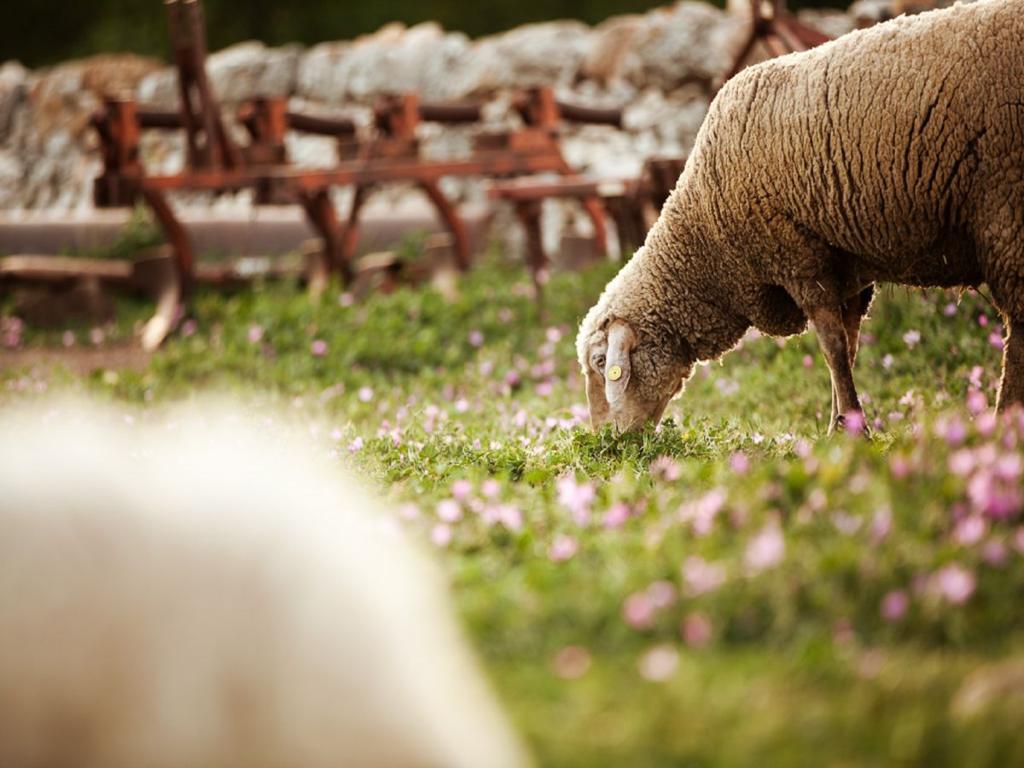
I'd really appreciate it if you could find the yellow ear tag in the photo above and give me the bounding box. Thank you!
[607,364,622,381]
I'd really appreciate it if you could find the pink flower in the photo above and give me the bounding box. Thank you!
[953,515,988,546]
[844,410,866,434]
[646,580,677,610]
[623,592,656,630]
[881,590,909,622]
[949,449,974,476]
[556,475,596,526]
[347,436,364,453]
[870,506,892,544]
[989,331,1005,350]
[983,539,1008,567]
[681,612,713,649]
[451,479,473,501]
[882,354,894,370]
[637,645,679,682]
[932,564,976,605]
[548,535,578,562]
[943,302,958,316]
[681,555,727,596]
[481,479,501,498]
[61,330,75,348]
[468,330,484,347]
[89,327,106,345]
[729,451,750,474]
[936,416,968,446]
[602,502,631,529]
[358,386,374,403]
[545,326,563,343]
[802,354,814,369]
[903,329,921,348]
[650,456,682,482]
[552,646,591,679]
[247,324,264,343]
[311,339,328,356]
[496,504,523,532]
[744,521,785,573]
[430,523,452,547]
[436,499,462,523]
[678,488,727,537]
[338,292,355,307]
[967,388,988,416]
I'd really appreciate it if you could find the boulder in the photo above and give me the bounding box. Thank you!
[0,61,28,144]
[451,21,593,97]
[630,1,747,90]
[138,42,301,107]
[296,23,472,103]
[579,15,647,85]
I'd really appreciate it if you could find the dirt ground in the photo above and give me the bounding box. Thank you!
[0,345,150,376]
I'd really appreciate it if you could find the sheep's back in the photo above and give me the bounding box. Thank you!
[693,0,1023,287]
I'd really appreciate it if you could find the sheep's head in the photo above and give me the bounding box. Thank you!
[577,316,693,433]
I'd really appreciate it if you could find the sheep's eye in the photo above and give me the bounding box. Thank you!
[594,354,606,371]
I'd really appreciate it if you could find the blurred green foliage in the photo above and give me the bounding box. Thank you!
[9,0,843,68]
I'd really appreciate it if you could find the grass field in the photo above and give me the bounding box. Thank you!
[4,250,1024,767]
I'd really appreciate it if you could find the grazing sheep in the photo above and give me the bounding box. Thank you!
[577,0,1024,433]
[0,399,529,768]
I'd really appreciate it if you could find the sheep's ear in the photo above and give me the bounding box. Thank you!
[585,369,610,429]
[605,320,636,404]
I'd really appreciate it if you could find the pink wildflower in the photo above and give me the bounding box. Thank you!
[556,475,596,526]
[967,388,988,416]
[623,592,656,630]
[729,451,750,474]
[552,646,591,679]
[602,502,631,529]
[436,499,462,523]
[953,515,988,546]
[903,329,921,348]
[358,386,374,403]
[481,478,501,498]
[681,612,713,649]
[983,539,1008,567]
[247,324,264,343]
[744,521,785,573]
[548,534,579,562]
[430,523,452,547]
[650,456,682,482]
[646,580,677,610]
[468,330,484,347]
[682,555,727,596]
[451,479,473,501]
[932,564,976,604]
[843,410,866,435]
[881,589,909,622]
[310,339,328,356]
[678,488,728,537]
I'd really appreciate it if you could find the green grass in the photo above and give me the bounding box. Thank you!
[4,251,1024,767]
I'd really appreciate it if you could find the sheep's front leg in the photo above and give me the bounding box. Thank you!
[830,286,874,426]
[997,317,1024,411]
[810,304,864,435]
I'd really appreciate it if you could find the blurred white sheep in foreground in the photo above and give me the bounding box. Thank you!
[0,399,529,768]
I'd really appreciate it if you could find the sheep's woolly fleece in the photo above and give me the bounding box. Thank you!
[0,399,530,768]
[579,0,1024,424]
